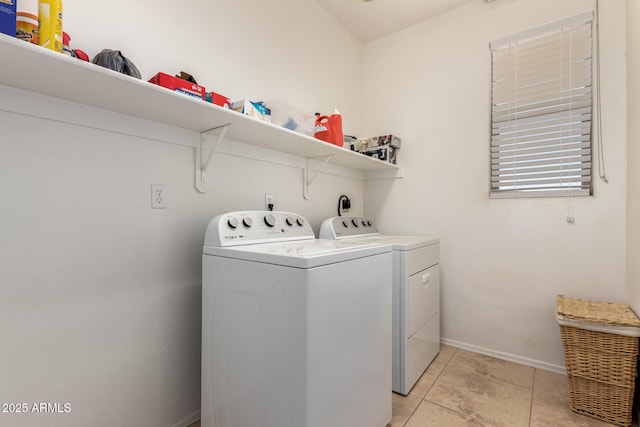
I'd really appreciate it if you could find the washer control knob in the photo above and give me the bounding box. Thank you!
[342,220,349,228]
[242,217,253,227]
[296,217,305,226]
[285,217,295,226]
[367,220,372,226]
[351,219,359,227]
[227,217,239,229]
[362,219,368,227]
[264,214,276,227]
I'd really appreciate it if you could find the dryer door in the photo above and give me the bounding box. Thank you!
[407,264,439,337]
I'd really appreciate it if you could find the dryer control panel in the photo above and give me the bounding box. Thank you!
[204,211,315,247]
[319,216,380,240]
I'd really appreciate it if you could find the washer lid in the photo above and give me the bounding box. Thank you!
[357,235,440,251]
[319,216,439,250]
[203,238,392,268]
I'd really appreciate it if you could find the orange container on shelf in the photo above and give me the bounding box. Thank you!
[314,109,344,147]
[16,11,38,44]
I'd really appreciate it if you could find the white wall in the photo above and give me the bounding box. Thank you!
[363,0,628,371]
[0,1,364,426]
[3,1,632,424]
[627,0,640,311]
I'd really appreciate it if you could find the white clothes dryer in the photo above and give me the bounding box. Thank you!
[202,211,392,427]
[320,216,440,395]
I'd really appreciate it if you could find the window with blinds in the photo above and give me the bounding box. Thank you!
[490,12,594,198]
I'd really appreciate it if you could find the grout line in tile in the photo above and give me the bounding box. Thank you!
[528,368,537,427]
[399,399,414,427]
[420,346,458,402]
[402,347,459,426]
[426,399,478,425]
[402,395,427,427]
[398,394,416,427]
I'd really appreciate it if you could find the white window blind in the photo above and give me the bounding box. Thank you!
[490,12,594,198]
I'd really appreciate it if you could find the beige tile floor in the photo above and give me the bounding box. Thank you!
[189,345,634,427]
[391,345,633,427]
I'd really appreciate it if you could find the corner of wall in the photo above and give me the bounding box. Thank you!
[626,0,640,313]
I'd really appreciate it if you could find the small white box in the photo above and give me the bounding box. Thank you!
[231,99,271,123]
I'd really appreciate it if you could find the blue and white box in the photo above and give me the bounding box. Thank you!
[0,0,16,37]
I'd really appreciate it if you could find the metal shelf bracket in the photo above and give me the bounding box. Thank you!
[303,155,334,200]
[195,124,231,193]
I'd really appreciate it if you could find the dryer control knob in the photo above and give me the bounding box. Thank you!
[243,217,253,227]
[264,214,276,227]
[362,220,368,227]
[351,219,359,227]
[227,217,239,229]
[296,217,305,226]
[286,217,294,226]
[342,220,349,228]
[367,220,372,226]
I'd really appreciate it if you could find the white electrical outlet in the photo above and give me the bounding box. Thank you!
[265,194,274,211]
[151,184,167,209]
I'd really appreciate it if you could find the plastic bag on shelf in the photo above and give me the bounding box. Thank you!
[264,100,315,136]
[92,49,142,79]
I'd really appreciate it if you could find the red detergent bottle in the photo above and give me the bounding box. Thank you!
[314,113,334,144]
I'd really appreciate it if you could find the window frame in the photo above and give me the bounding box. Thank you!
[489,11,595,199]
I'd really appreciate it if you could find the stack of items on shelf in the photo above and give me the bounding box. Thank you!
[4,0,89,60]
[1,1,400,166]
[355,135,401,165]
[310,110,401,165]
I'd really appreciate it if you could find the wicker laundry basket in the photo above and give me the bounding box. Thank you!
[556,295,640,427]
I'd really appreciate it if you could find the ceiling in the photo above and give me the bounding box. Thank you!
[315,0,477,43]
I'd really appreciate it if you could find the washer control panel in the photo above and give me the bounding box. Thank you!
[205,211,314,247]
[319,216,379,240]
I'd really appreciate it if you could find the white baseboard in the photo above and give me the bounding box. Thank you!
[441,338,567,375]
[172,410,200,427]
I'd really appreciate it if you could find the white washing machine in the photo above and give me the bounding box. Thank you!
[320,216,440,395]
[202,211,392,427]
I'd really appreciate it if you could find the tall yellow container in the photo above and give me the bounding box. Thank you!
[38,0,62,52]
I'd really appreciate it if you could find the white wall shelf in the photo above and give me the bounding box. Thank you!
[0,34,399,177]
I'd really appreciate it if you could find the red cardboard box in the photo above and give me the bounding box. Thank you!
[148,72,206,100]
[206,91,230,108]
